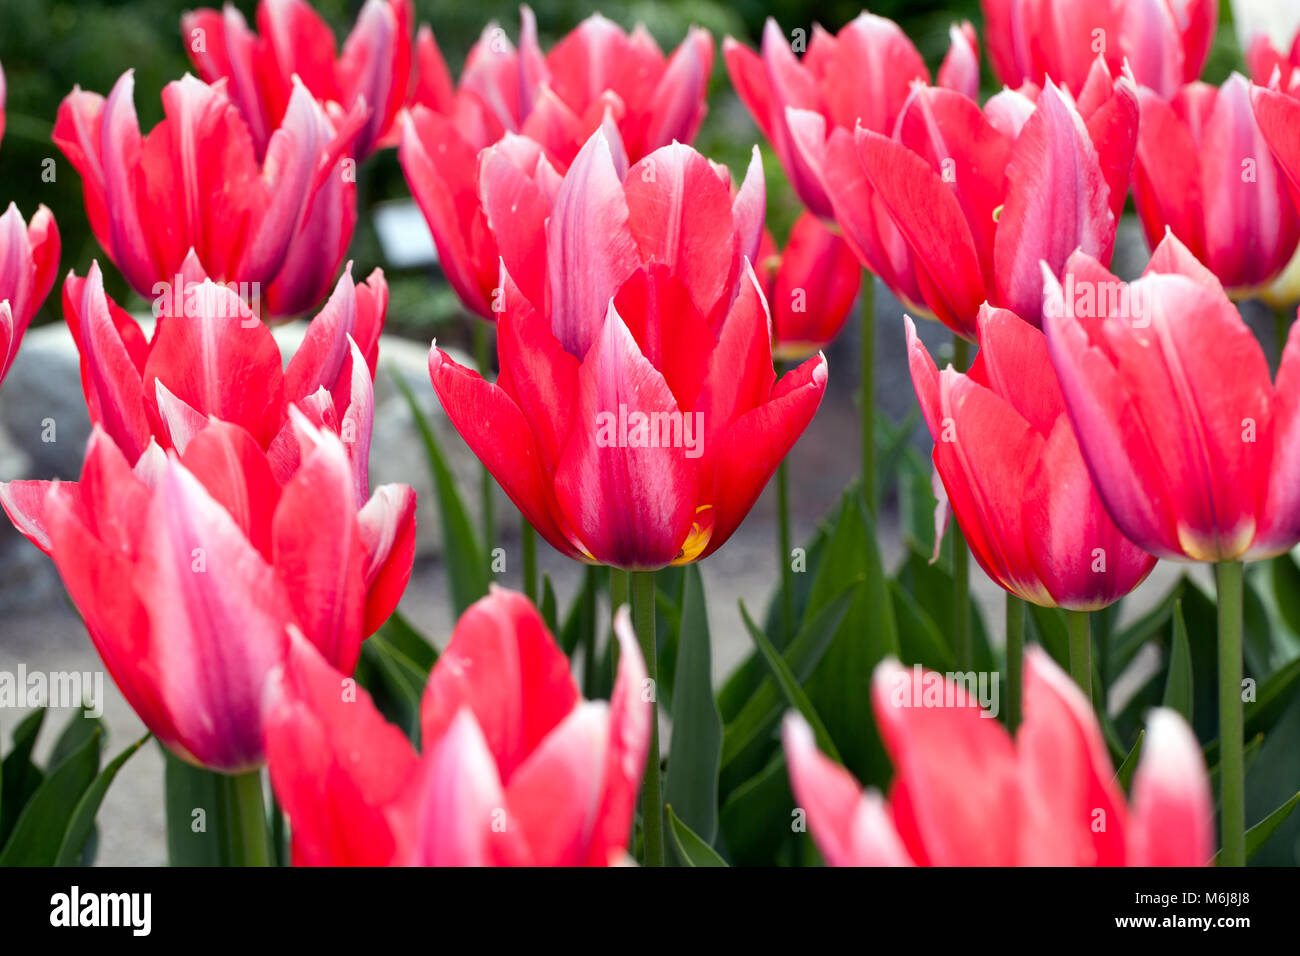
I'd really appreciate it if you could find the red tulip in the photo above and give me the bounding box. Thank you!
[824,60,1137,338]
[264,587,650,866]
[723,14,978,219]
[1253,84,1300,302]
[1043,232,1300,561]
[757,212,861,361]
[784,649,1213,865]
[982,0,1217,99]
[1246,25,1300,90]
[400,11,712,319]
[1134,75,1300,294]
[54,71,362,318]
[0,410,412,772]
[183,0,414,159]
[906,305,1154,608]
[427,127,827,569]
[0,59,6,148]
[0,203,60,386]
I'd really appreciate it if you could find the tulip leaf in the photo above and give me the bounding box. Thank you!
[1268,551,1300,639]
[357,633,429,745]
[55,733,149,866]
[1212,787,1300,866]
[0,725,101,866]
[0,708,47,848]
[739,599,841,764]
[377,609,438,673]
[890,579,954,672]
[163,752,270,866]
[390,365,488,616]
[666,805,728,867]
[540,574,558,634]
[663,566,722,853]
[1113,730,1144,792]
[1162,601,1194,724]
[719,751,800,866]
[1202,654,1300,766]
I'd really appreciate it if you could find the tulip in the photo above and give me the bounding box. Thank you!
[757,212,861,361]
[1253,83,1300,307]
[182,0,413,159]
[1042,231,1299,864]
[1246,24,1300,89]
[0,409,412,773]
[264,587,650,866]
[399,10,713,320]
[982,0,1218,99]
[53,70,362,318]
[0,58,6,148]
[1133,74,1300,296]
[0,203,60,387]
[823,60,1138,339]
[427,126,826,570]
[723,14,979,219]
[784,650,1213,865]
[906,305,1155,610]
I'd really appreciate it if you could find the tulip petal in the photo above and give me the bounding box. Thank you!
[1126,708,1214,866]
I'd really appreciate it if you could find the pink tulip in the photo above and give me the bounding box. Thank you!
[906,305,1154,608]
[1253,84,1300,283]
[982,0,1218,99]
[427,126,827,569]
[823,59,1137,338]
[784,649,1213,865]
[724,14,979,219]
[757,212,861,361]
[54,71,362,318]
[0,203,60,386]
[264,587,650,866]
[1043,232,1300,561]
[183,0,414,158]
[1134,75,1300,294]
[1246,26,1300,91]
[0,412,412,773]
[0,59,6,148]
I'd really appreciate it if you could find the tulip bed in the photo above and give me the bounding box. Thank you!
[0,0,1298,876]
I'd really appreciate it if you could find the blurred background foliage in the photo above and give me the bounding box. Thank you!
[0,0,1247,337]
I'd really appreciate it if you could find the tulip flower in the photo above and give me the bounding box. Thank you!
[0,203,60,387]
[53,70,363,318]
[0,59,6,148]
[1133,74,1300,296]
[1043,232,1298,865]
[0,409,413,773]
[1246,24,1300,90]
[824,61,1138,338]
[399,10,712,319]
[264,587,650,866]
[981,0,1218,99]
[784,650,1214,865]
[723,14,979,219]
[906,305,1155,610]
[757,212,861,361]
[427,126,827,569]
[1253,83,1300,304]
[182,0,413,159]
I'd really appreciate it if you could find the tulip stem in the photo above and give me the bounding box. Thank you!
[1005,594,1025,734]
[951,334,972,669]
[1066,609,1092,700]
[631,570,664,867]
[860,271,877,518]
[776,459,794,647]
[1215,560,1246,867]
[473,320,495,551]
[522,523,538,604]
[221,771,270,867]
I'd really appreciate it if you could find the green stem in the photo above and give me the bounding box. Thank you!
[1005,594,1025,734]
[1215,560,1246,867]
[951,334,971,669]
[776,459,794,647]
[269,791,288,867]
[1067,609,1091,701]
[522,522,538,604]
[221,771,270,867]
[860,271,877,518]
[1275,306,1291,367]
[473,320,495,551]
[580,567,600,699]
[631,570,663,867]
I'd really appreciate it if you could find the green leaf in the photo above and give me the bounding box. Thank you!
[356,633,429,744]
[1203,654,1300,766]
[559,566,598,659]
[390,365,487,616]
[55,733,149,866]
[739,599,841,763]
[540,574,558,634]
[719,751,797,866]
[666,805,728,867]
[1162,601,1194,724]
[890,580,954,672]
[0,725,101,866]
[1113,730,1144,792]
[163,751,269,866]
[1268,551,1300,638]
[0,709,47,847]
[1212,787,1300,865]
[663,566,722,852]
[377,609,437,673]
[49,710,102,770]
